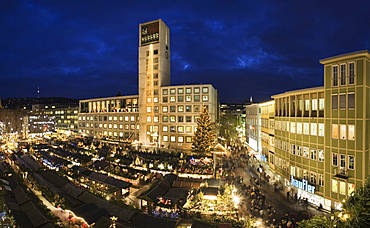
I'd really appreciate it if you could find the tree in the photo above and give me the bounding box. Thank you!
[298,176,370,228]
[192,106,216,153]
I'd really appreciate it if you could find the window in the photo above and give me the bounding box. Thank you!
[348,155,355,170]
[178,106,184,112]
[290,122,296,133]
[318,150,324,162]
[202,95,209,101]
[170,116,175,122]
[332,179,338,193]
[311,99,318,110]
[170,89,176,94]
[310,172,317,184]
[163,126,168,132]
[305,99,310,111]
[186,88,192,94]
[340,124,347,140]
[332,153,338,166]
[185,106,191,112]
[339,94,346,109]
[348,93,355,109]
[176,126,183,133]
[163,135,168,142]
[153,49,158,54]
[194,95,200,102]
[340,181,346,195]
[162,106,168,112]
[170,96,176,102]
[303,147,309,158]
[194,87,200,94]
[146,107,151,113]
[340,64,346,85]
[186,136,192,143]
[170,106,176,112]
[297,146,302,156]
[163,89,168,95]
[319,98,324,110]
[310,149,317,160]
[178,88,184,94]
[170,126,176,132]
[349,62,355,84]
[146,116,151,122]
[348,125,355,140]
[291,144,296,155]
[185,95,192,102]
[186,126,192,133]
[178,116,184,122]
[178,136,184,143]
[311,123,317,135]
[154,116,159,122]
[303,123,309,135]
[333,65,338,86]
[332,124,339,139]
[340,154,346,169]
[348,183,355,196]
[318,123,324,136]
[318,174,324,186]
[186,116,192,122]
[332,95,338,110]
[178,96,184,102]
[154,106,159,112]
[162,116,168,122]
[163,97,168,103]
[170,136,176,142]
[297,123,302,134]
[194,105,200,112]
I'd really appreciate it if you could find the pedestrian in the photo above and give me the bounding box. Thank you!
[287,191,290,198]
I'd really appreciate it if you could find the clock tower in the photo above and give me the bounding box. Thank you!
[138,19,170,147]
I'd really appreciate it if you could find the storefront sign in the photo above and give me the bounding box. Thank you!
[141,22,159,46]
[290,175,315,193]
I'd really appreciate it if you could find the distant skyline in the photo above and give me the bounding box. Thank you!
[1,1,370,103]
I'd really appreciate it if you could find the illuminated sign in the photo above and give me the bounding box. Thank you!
[290,175,315,193]
[141,22,159,46]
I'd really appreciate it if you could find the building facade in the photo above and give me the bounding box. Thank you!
[78,19,219,150]
[247,50,370,211]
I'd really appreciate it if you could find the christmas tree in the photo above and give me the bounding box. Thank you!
[192,105,216,153]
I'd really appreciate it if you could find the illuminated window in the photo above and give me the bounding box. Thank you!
[163,106,168,112]
[194,87,200,94]
[194,95,200,102]
[318,123,324,136]
[303,123,309,135]
[186,136,192,143]
[202,95,208,101]
[170,96,176,102]
[162,116,168,122]
[311,123,317,135]
[348,183,355,196]
[170,89,176,94]
[290,122,296,133]
[125,124,129,130]
[154,116,159,122]
[186,88,192,94]
[348,125,355,140]
[311,99,318,110]
[146,116,151,122]
[178,88,184,94]
[185,106,192,112]
[202,87,209,93]
[318,150,324,162]
[339,181,346,195]
[154,97,159,103]
[147,107,151,112]
[340,154,346,169]
[163,89,168,95]
[332,179,338,193]
[186,95,192,102]
[178,106,184,112]
[319,98,324,110]
[113,124,118,129]
[170,136,176,142]
[332,124,338,139]
[340,125,346,139]
[109,116,113,121]
[303,147,309,158]
[124,116,129,121]
[163,126,168,132]
[108,124,112,128]
[147,97,152,102]
[163,135,168,142]
[178,136,184,143]
[297,123,302,134]
[178,126,184,132]
[186,126,192,133]
[170,116,175,122]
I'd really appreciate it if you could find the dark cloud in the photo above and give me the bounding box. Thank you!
[1,0,369,102]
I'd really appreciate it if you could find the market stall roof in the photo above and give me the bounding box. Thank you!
[203,178,221,188]
[72,203,110,225]
[172,177,202,188]
[131,213,180,228]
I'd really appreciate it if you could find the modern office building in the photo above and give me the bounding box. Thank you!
[78,19,219,150]
[247,50,370,211]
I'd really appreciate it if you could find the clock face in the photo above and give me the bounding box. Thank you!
[165,51,169,59]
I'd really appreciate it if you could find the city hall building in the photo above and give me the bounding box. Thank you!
[78,19,218,150]
[246,50,370,211]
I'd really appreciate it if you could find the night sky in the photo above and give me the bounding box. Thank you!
[1,1,369,103]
